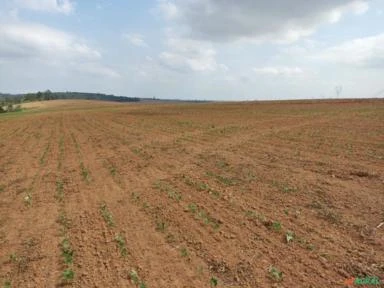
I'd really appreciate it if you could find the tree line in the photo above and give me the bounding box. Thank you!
[0,90,140,113]
[1,90,140,104]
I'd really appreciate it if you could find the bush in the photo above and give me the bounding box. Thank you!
[13,105,22,112]
[0,103,22,113]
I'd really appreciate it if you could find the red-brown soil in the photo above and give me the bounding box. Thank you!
[0,99,383,287]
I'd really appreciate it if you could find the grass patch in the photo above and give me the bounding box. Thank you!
[310,201,341,224]
[209,125,239,136]
[23,192,32,206]
[59,135,64,151]
[131,147,142,156]
[131,192,140,202]
[109,165,117,176]
[268,266,283,282]
[8,253,28,272]
[180,247,189,258]
[39,142,50,166]
[263,220,282,232]
[154,180,182,201]
[187,203,221,230]
[62,269,74,282]
[58,135,64,169]
[272,221,282,232]
[57,212,71,234]
[131,147,152,160]
[3,280,11,288]
[245,210,267,222]
[115,233,128,257]
[9,253,18,263]
[187,203,198,213]
[176,120,193,127]
[216,159,229,170]
[206,171,236,186]
[80,162,90,183]
[210,277,218,287]
[296,236,316,250]
[100,203,114,227]
[155,220,167,233]
[60,238,74,264]
[129,269,147,288]
[182,175,221,198]
[208,189,221,199]
[271,180,297,193]
[286,230,295,243]
[70,133,81,154]
[55,180,64,201]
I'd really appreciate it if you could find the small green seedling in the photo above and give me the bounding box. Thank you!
[129,269,146,287]
[9,253,18,263]
[187,203,197,213]
[210,277,218,287]
[61,238,73,264]
[269,266,283,282]
[109,166,116,176]
[156,221,167,232]
[286,231,295,243]
[24,193,32,206]
[56,180,64,201]
[130,269,139,285]
[131,192,140,202]
[115,233,128,257]
[80,163,90,182]
[180,247,188,257]
[100,203,114,227]
[272,221,282,231]
[62,269,74,281]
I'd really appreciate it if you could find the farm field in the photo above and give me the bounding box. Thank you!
[0,99,383,287]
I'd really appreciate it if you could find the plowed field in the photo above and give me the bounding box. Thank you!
[0,99,383,287]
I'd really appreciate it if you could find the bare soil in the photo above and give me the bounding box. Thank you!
[0,99,383,287]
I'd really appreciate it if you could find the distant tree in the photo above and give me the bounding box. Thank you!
[44,90,53,100]
[36,91,43,101]
[14,104,22,112]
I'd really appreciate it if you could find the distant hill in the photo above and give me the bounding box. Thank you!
[0,91,140,104]
[0,91,209,105]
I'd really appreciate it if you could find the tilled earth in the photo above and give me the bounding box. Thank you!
[0,99,383,287]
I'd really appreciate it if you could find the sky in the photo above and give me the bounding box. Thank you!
[0,0,383,100]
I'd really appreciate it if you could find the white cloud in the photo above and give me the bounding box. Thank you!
[159,0,369,43]
[123,33,148,47]
[253,66,304,76]
[0,21,119,78]
[159,37,218,72]
[317,34,384,67]
[218,64,229,72]
[351,1,369,14]
[0,22,100,60]
[157,0,180,20]
[14,0,75,14]
[72,62,120,78]
[8,8,19,19]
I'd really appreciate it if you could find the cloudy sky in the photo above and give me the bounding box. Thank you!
[0,0,383,100]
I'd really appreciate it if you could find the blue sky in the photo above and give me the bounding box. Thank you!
[0,0,383,100]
